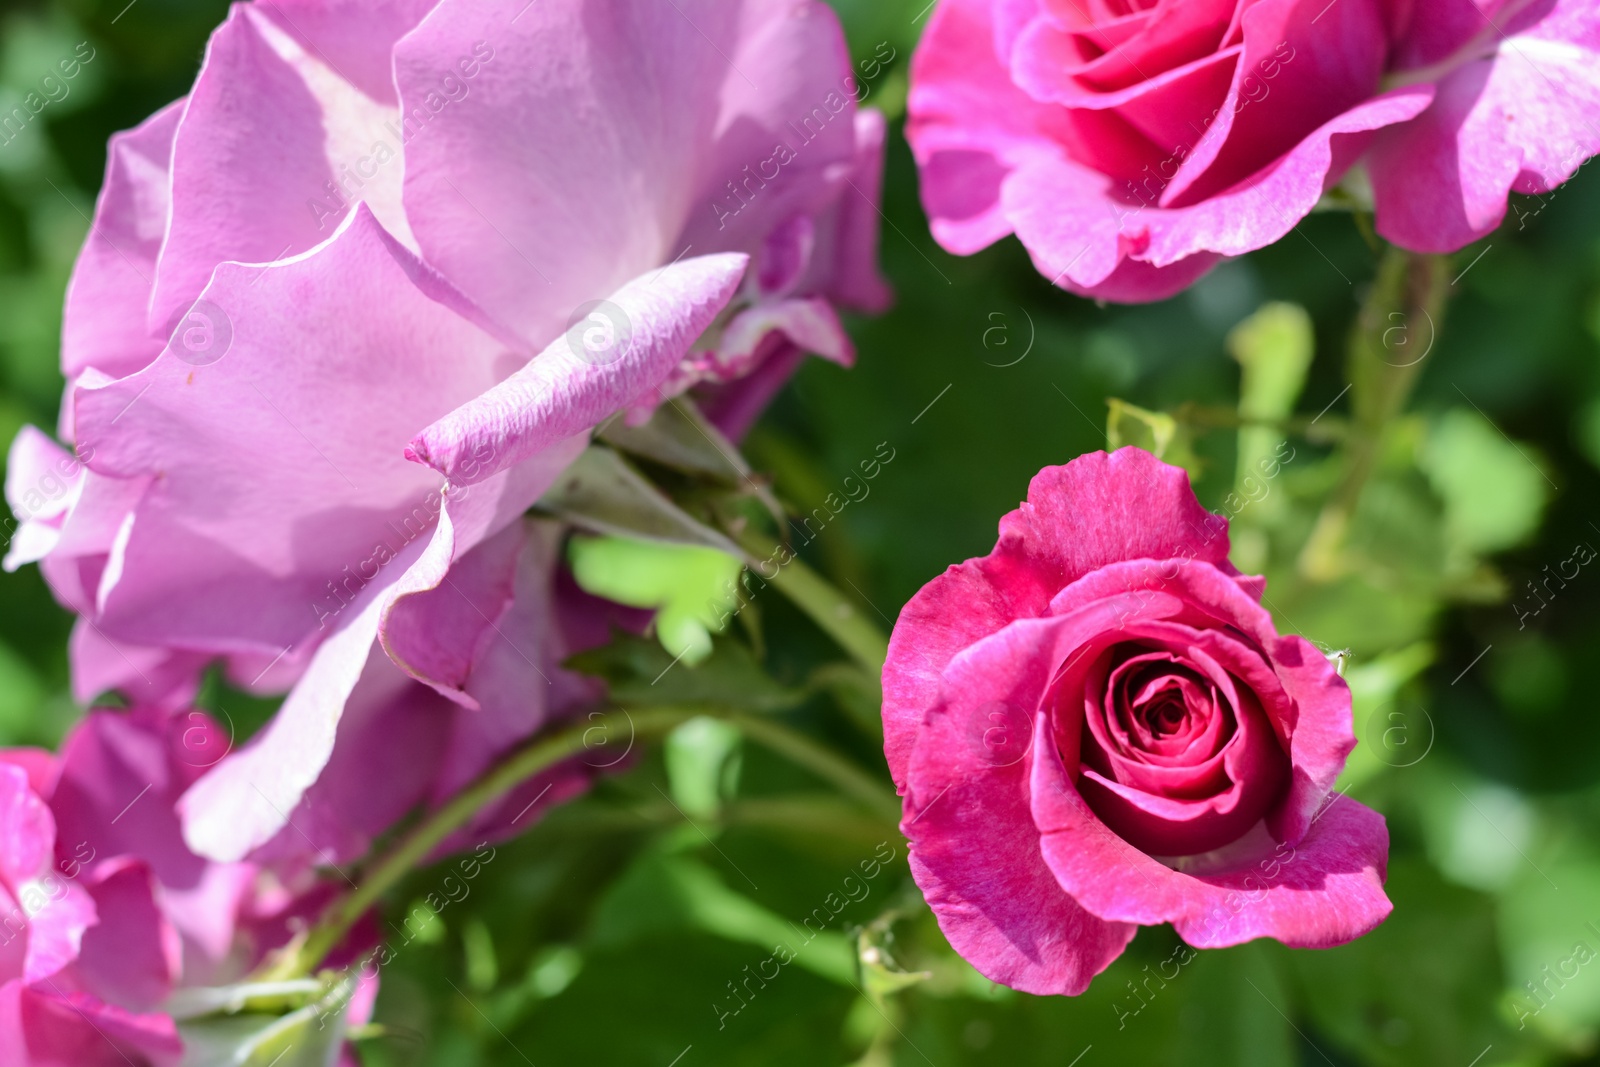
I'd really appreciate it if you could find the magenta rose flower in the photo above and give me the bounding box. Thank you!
[0,751,183,1067]
[0,708,379,1063]
[907,0,1600,301]
[883,449,1391,995]
[6,0,887,862]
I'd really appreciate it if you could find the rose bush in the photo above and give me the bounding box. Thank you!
[883,449,1391,995]
[6,0,887,863]
[907,0,1600,300]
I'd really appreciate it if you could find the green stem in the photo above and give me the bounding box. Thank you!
[268,705,900,979]
[1299,248,1451,581]
[729,712,900,823]
[269,706,702,979]
[1170,402,1346,444]
[731,526,890,676]
[725,795,898,843]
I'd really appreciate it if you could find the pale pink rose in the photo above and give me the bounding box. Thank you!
[7,0,887,863]
[907,0,1600,301]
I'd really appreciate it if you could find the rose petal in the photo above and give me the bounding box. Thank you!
[1048,557,1355,843]
[398,0,858,346]
[71,859,181,1012]
[254,0,436,104]
[0,766,55,899]
[1027,0,1236,95]
[1,983,182,1067]
[1371,0,1600,252]
[52,709,213,891]
[1000,87,1433,297]
[66,622,206,710]
[3,428,82,573]
[61,101,181,389]
[904,619,1137,995]
[77,206,513,656]
[811,110,894,314]
[908,0,1078,256]
[1161,0,1388,206]
[1031,733,1391,947]
[152,4,413,328]
[422,522,600,801]
[246,655,454,868]
[378,514,527,709]
[178,586,395,864]
[404,253,749,485]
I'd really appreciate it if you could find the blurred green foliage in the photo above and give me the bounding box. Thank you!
[568,535,744,664]
[5,0,1600,1064]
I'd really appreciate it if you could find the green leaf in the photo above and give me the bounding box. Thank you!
[598,396,791,539]
[567,534,744,664]
[1494,850,1600,1048]
[599,395,752,485]
[1419,407,1550,557]
[666,715,744,818]
[1176,942,1296,1067]
[1228,302,1315,423]
[165,981,325,1022]
[566,631,804,712]
[175,974,358,1067]
[1339,642,1437,790]
[1417,773,1542,895]
[1107,399,1200,476]
[533,445,742,555]
[1288,858,1526,1067]
[811,662,885,740]
[1574,397,1600,472]
[591,851,857,986]
[401,897,445,946]
[461,918,499,992]
[504,933,856,1066]
[857,926,930,1000]
[1228,302,1312,527]
[0,639,46,745]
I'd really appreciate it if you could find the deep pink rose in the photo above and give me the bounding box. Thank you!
[908,0,1600,301]
[0,750,180,1065]
[883,449,1391,995]
[0,709,384,1063]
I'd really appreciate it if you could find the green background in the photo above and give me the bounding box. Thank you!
[4,0,1600,1064]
